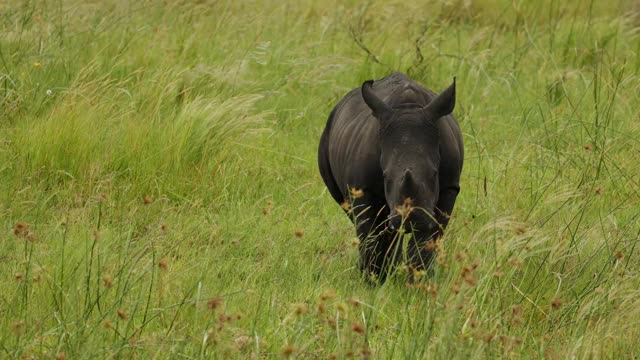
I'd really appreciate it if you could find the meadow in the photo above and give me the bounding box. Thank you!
[1,0,639,358]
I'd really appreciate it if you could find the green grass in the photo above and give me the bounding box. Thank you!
[1,0,639,358]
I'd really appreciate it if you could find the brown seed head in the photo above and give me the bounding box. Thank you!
[104,320,113,329]
[317,301,326,315]
[117,308,128,320]
[349,187,364,199]
[208,297,223,311]
[615,251,623,260]
[143,195,152,205]
[425,240,437,251]
[13,222,29,238]
[10,320,25,334]
[160,223,168,232]
[234,335,252,351]
[509,258,522,268]
[452,283,461,294]
[395,197,414,219]
[293,303,309,316]
[56,352,67,360]
[341,200,351,211]
[102,274,113,288]
[351,322,365,334]
[157,257,168,271]
[326,316,337,329]
[320,289,335,301]
[584,144,592,151]
[14,272,24,282]
[484,333,495,344]
[13,221,27,233]
[551,298,562,310]
[348,297,361,307]
[282,344,296,358]
[361,346,372,359]
[335,302,348,313]
[294,230,304,238]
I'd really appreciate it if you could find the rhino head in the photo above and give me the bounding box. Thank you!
[361,78,456,238]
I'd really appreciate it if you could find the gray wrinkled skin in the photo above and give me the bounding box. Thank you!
[318,72,464,282]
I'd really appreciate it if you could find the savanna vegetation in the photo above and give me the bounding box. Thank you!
[1,0,639,358]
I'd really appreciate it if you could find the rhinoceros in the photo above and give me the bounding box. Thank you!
[318,72,464,281]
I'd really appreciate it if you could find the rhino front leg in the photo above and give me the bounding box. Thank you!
[350,197,395,282]
[406,186,459,275]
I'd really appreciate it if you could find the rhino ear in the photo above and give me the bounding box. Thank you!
[362,80,391,119]
[424,77,456,119]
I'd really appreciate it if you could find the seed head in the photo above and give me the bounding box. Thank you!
[143,195,152,205]
[317,301,326,315]
[425,240,437,251]
[281,344,297,358]
[10,320,25,334]
[584,144,592,151]
[208,297,223,311]
[509,258,522,268]
[234,335,252,351]
[395,197,414,219]
[102,274,113,288]
[349,187,364,199]
[320,289,335,301]
[157,257,168,271]
[361,346,372,360]
[615,251,623,260]
[326,316,337,329]
[349,237,360,247]
[293,303,309,316]
[294,230,304,238]
[104,320,113,329]
[117,308,128,320]
[551,298,562,310]
[351,322,365,334]
[56,352,67,360]
[452,283,461,294]
[341,200,351,211]
[13,222,29,238]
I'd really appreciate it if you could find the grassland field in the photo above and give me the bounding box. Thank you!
[1,0,640,358]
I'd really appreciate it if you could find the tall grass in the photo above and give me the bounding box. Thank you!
[1,0,639,358]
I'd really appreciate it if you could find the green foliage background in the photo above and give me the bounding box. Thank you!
[1,0,639,358]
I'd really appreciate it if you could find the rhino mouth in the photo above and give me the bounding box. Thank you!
[386,207,437,234]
